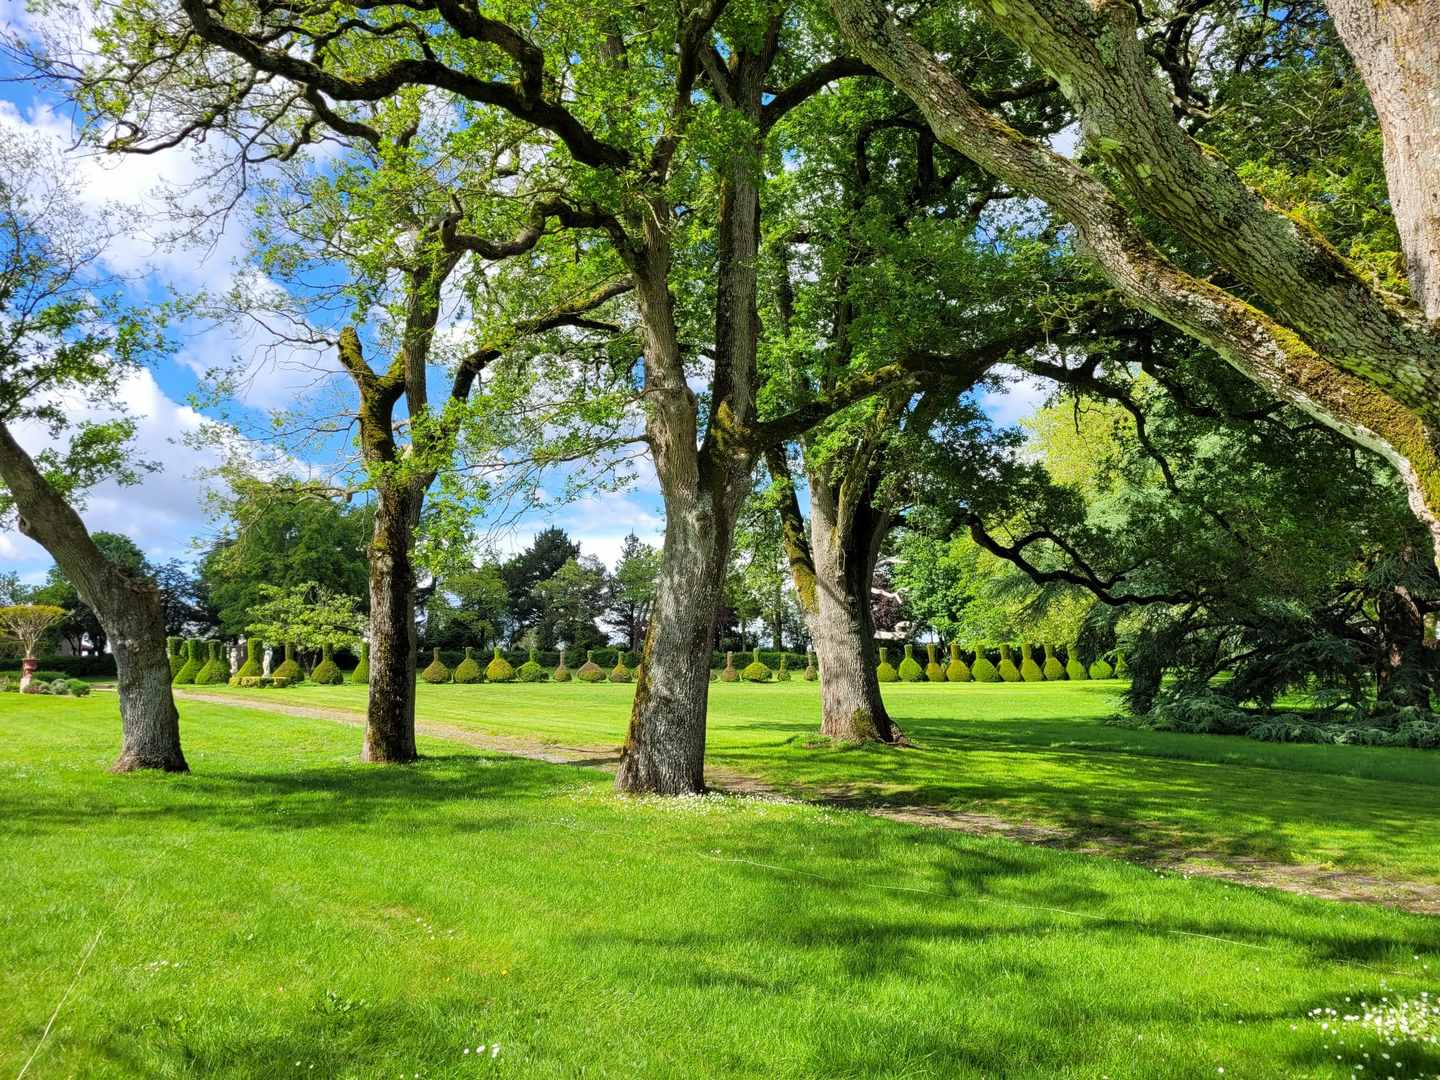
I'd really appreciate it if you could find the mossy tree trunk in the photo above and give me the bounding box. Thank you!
[831,0,1440,567]
[0,421,186,772]
[1375,546,1440,708]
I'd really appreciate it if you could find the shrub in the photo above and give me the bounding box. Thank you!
[67,679,91,697]
[970,644,998,682]
[0,675,14,692]
[576,650,606,683]
[1042,644,1065,680]
[49,678,71,695]
[272,643,303,682]
[945,643,972,682]
[608,654,633,683]
[719,651,740,682]
[194,641,230,685]
[311,643,344,685]
[774,654,791,681]
[421,647,452,684]
[1090,657,1114,680]
[876,647,899,682]
[271,675,294,688]
[485,646,515,683]
[173,639,203,685]
[741,647,772,683]
[518,647,547,682]
[1019,643,1043,682]
[351,641,370,684]
[232,639,262,685]
[803,650,818,681]
[924,644,946,682]
[998,644,1022,682]
[453,647,483,684]
[1066,644,1089,681]
[897,644,925,682]
[167,637,185,679]
[1113,652,1128,679]
[552,649,572,682]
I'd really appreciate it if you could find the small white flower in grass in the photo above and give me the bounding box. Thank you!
[491,1044,501,1058]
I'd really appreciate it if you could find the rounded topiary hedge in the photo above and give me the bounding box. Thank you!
[971,644,999,682]
[1042,644,1065,681]
[167,637,185,679]
[719,651,740,682]
[576,650,606,683]
[193,641,229,685]
[552,649,572,682]
[898,644,925,682]
[775,654,791,681]
[803,650,818,681]
[485,646,515,683]
[173,639,203,685]
[351,641,370,684]
[421,647,451,684]
[272,643,303,683]
[232,639,262,685]
[1091,656,1115,680]
[946,643,971,682]
[608,654,633,683]
[517,648,547,682]
[1113,652,1128,679]
[998,644,1022,683]
[1019,643,1043,683]
[876,647,899,683]
[1066,643,1089,681]
[924,644,946,682]
[741,647,771,683]
[311,643,344,685]
[453,647,483,684]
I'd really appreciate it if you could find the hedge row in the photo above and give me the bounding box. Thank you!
[0,654,118,677]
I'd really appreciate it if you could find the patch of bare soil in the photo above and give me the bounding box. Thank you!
[174,689,1440,915]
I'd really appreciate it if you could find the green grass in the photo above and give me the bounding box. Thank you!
[4,695,1440,1078]
[203,680,1440,886]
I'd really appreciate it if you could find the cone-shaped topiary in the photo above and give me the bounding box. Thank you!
[194,640,229,685]
[971,644,999,682]
[1091,655,1115,680]
[925,643,946,682]
[718,650,740,682]
[741,647,771,682]
[167,637,185,679]
[552,648,572,682]
[898,644,925,681]
[608,654,633,682]
[876,646,899,682]
[421,647,451,684]
[1019,642,1044,682]
[311,642,344,685]
[945,643,972,682]
[1066,643,1089,681]
[775,654,792,681]
[576,649,605,683]
[1112,652,1128,679]
[272,643,302,682]
[803,650,818,681]
[518,647,547,682]
[1042,643,1065,681]
[452,646,483,684]
[998,644,1022,682]
[351,641,370,684]
[172,638,203,685]
[485,646,515,683]
[235,639,262,680]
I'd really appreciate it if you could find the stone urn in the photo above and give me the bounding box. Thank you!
[19,656,39,693]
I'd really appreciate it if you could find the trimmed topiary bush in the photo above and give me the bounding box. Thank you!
[924,644,946,682]
[1113,652,1128,679]
[1066,644,1089,681]
[453,647,483,684]
[1091,656,1115,680]
[1019,643,1043,682]
[351,642,370,684]
[775,654,791,681]
[167,637,185,679]
[67,679,91,697]
[803,650,818,681]
[998,644,1022,682]
[517,647,547,682]
[272,643,303,683]
[173,639,203,685]
[971,644,999,682]
[945,643,971,682]
[421,647,451,684]
[552,648,572,682]
[311,643,344,685]
[742,647,772,683]
[876,647,899,682]
[577,650,606,683]
[231,639,262,685]
[485,646,515,683]
[1042,643,1065,681]
[608,654,633,683]
[719,651,740,682]
[49,678,71,695]
[194,641,229,685]
[898,644,925,682]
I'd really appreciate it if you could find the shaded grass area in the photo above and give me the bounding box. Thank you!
[203,680,1440,886]
[3,695,1440,1078]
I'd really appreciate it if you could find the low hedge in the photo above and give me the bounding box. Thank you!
[0,654,119,678]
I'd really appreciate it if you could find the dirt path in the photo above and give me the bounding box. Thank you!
[175,690,1440,915]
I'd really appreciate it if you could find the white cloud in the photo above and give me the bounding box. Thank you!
[978,368,1050,428]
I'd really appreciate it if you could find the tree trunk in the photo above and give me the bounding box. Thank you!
[0,421,187,772]
[362,478,420,763]
[1375,546,1439,709]
[808,481,904,743]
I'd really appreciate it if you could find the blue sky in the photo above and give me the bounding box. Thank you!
[0,27,1045,585]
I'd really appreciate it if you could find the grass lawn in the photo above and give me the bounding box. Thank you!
[3,694,1440,1078]
[201,680,1440,887]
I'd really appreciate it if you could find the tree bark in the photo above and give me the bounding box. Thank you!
[830,0,1440,567]
[362,478,421,762]
[0,421,187,772]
